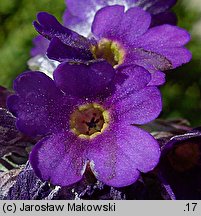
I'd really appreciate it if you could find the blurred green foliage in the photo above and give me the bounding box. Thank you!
[161,1,201,126]
[0,0,200,126]
[0,0,65,87]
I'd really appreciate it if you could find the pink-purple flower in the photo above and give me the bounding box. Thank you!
[31,35,50,57]
[7,61,161,187]
[64,0,177,37]
[34,6,191,86]
[31,0,178,57]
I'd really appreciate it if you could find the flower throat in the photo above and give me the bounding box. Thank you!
[70,103,110,139]
[91,39,125,67]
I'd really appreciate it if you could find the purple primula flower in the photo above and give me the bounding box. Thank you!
[91,5,191,84]
[158,128,201,199]
[30,35,60,78]
[64,0,177,37]
[7,61,161,187]
[31,35,50,57]
[34,7,191,86]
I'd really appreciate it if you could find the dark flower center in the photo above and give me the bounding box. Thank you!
[91,39,125,67]
[167,142,200,172]
[70,103,110,139]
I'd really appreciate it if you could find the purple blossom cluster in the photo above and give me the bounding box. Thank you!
[4,0,194,192]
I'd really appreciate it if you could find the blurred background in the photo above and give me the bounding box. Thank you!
[0,0,200,126]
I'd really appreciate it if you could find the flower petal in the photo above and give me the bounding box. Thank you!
[125,48,173,72]
[135,25,190,47]
[7,72,70,137]
[63,10,92,37]
[63,0,176,36]
[107,86,162,125]
[107,65,151,101]
[27,55,59,79]
[34,12,92,51]
[47,37,92,62]
[148,71,166,86]
[65,0,106,20]
[105,66,161,124]
[154,47,192,68]
[30,35,49,57]
[30,132,87,186]
[88,123,160,187]
[53,60,115,98]
[63,8,83,28]
[133,25,192,68]
[92,6,151,43]
[63,0,106,37]
[123,47,170,86]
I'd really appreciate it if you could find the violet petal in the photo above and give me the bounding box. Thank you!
[29,132,87,186]
[47,37,93,62]
[53,60,115,98]
[133,24,192,68]
[7,72,70,137]
[30,35,50,57]
[88,123,160,187]
[92,5,151,42]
